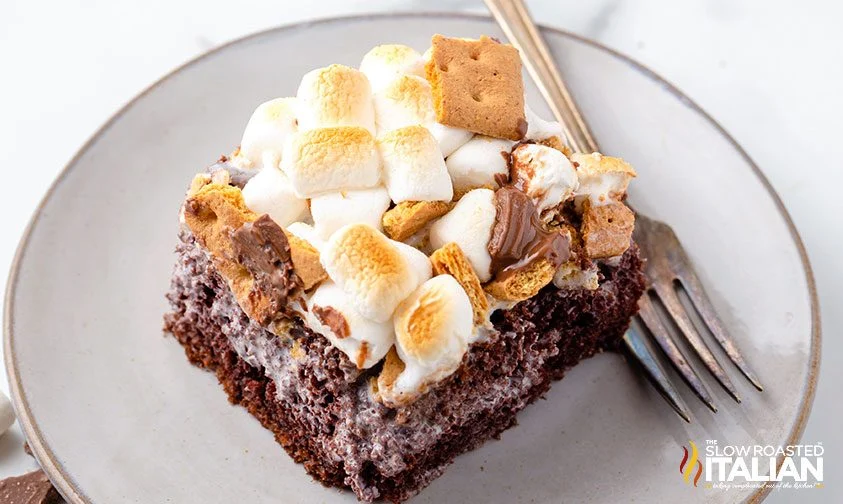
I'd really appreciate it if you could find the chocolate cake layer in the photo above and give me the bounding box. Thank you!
[164,233,645,502]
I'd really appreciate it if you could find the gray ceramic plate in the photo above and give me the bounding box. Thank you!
[4,13,819,504]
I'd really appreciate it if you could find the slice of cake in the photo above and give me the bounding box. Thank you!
[164,34,645,502]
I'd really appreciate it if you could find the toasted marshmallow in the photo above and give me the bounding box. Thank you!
[511,143,579,212]
[285,222,325,252]
[360,44,425,92]
[373,75,435,134]
[239,97,298,170]
[392,240,432,286]
[426,122,474,157]
[296,64,376,134]
[445,136,515,193]
[379,126,453,203]
[524,104,564,143]
[307,281,394,368]
[571,152,637,207]
[281,127,381,197]
[388,275,474,399]
[310,187,392,240]
[241,166,309,227]
[321,224,427,323]
[428,188,496,282]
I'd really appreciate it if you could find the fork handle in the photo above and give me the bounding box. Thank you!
[483,0,600,153]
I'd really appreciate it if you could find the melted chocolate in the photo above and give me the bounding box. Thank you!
[515,117,528,140]
[231,215,301,325]
[313,306,350,339]
[487,187,570,278]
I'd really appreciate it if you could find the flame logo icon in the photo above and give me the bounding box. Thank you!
[679,440,703,487]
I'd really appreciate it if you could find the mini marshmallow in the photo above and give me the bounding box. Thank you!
[373,75,435,134]
[445,135,515,193]
[392,240,432,286]
[389,275,474,398]
[310,187,392,240]
[511,143,579,212]
[281,126,381,197]
[429,188,496,282]
[239,97,298,170]
[359,44,425,92]
[0,391,14,436]
[426,122,474,157]
[524,103,564,142]
[379,125,453,203]
[571,152,637,207]
[296,64,376,134]
[307,281,395,368]
[241,166,309,227]
[321,224,426,323]
[286,222,325,252]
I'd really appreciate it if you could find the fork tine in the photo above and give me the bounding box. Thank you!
[621,325,692,423]
[652,283,742,403]
[637,295,718,413]
[674,271,764,391]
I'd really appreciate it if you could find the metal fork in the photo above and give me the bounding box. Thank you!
[484,0,763,422]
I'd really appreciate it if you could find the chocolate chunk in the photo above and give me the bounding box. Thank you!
[515,117,528,139]
[0,470,62,504]
[313,306,350,339]
[487,186,570,278]
[231,215,301,325]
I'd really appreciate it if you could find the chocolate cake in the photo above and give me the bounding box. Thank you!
[163,34,645,502]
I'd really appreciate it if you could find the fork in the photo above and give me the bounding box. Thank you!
[484,0,763,422]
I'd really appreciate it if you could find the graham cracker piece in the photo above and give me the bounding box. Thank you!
[554,260,600,291]
[426,34,526,140]
[382,200,452,241]
[581,200,635,258]
[377,347,405,395]
[186,170,233,197]
[484,257,556,302]
[283,232,327,289]
[430,242,489,325]
[187,173,212,196]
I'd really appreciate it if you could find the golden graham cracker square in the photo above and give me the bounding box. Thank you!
[430,242,489,325]
[426,35,527,140]
[484,257,556,302]
[382,200,452,242]
[581,200,635,259]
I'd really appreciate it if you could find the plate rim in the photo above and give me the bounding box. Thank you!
[3,11,821,504]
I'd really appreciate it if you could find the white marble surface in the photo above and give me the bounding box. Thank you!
[0,1,839,502]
